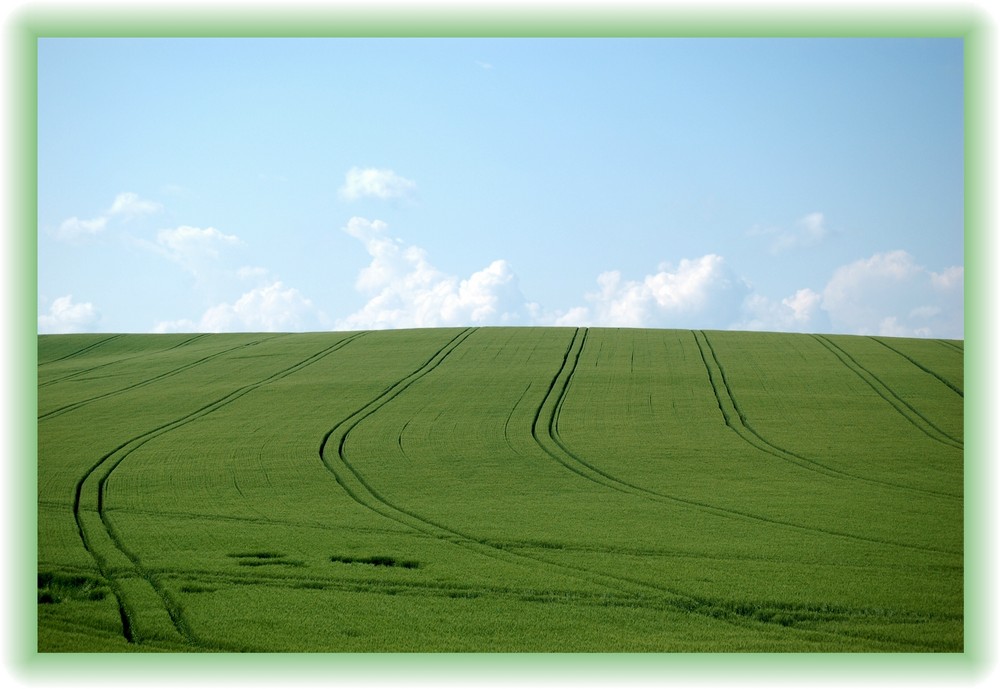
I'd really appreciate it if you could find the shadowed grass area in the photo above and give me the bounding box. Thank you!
[330,554,420,569]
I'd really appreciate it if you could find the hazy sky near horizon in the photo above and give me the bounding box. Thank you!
[37,37,964,337]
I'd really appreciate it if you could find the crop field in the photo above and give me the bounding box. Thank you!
[36,327,964,652]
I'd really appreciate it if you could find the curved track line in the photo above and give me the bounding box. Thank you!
[38,334,124,366]
[503,382,534,456]
[695,331,960,501]
[144,566,955,653]
[73,332,367,647]
[529,329,623,491]
[527,330,959,556]
[871,337,964,398]
[312,327,957,649]
[38,334,209,388]
[813,335,962,450]
[316,328,807,636]
[937,339,964,354]
[40,336,282,421]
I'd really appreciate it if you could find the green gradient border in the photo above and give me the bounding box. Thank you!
[9,2,992,686]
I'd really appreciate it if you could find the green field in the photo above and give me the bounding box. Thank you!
[36,327,964,652]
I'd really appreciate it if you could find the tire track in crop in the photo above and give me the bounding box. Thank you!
[38,334,123,365]
[937,339,964,354]
[150,565,951,652]
[528,330,959,556]
[310,327,959,648]
[316,328,788,635]
[155,563,961,636]
[60,534,962,654]
[318,330,488,537]
[73,331,367,647]
[529,328,630,492]
[813,335,963,450]
[871,337,964,398]
[39,336,281,421]
[694,331,960,501]
[503,382,534,456]
[109,505,423,538]
[38,334,209,388]
[313,328,951,651]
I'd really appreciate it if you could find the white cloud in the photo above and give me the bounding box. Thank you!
[200,282,318,332]
[56,216,108,241]
[931,265,963,291]
[550,306,591,327]
[155,225,243,274]
[337,217,530,329]
[54,192,161,241]
[553,255,750,329]
[107,192,162,219]
[38,295,101,333]
[820,250,963,338]
[736,288,824,333]
[338,167,416,201]
[154,281,324,333]
[152,318,198,334]
[734,251,962,338]
[751,212,832,253]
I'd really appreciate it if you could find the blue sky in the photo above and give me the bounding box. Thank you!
[37,37,964,337]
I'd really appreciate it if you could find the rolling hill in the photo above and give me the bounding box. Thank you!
[36,327,964,652]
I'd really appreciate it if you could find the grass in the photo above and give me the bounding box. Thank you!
[36,327,964,652]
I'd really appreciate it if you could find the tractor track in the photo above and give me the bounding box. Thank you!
[72,331,367,647]
[813,335,963,450]
[937,339,963,354]
[147,565,957,653]
[38,334,124,366]
[39,335,282,421]
[694,331,960,501]
[38,333,209,388]
[318,328,758,631]
[317,327,958,650]
[870,337,964,398]
[45,328,963,652]
[527,329,959,556]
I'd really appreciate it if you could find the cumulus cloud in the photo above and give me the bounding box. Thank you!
[38,295,101,333]
[750,212,832,253]
[154,225,243,275]
[56,216,108,241]
[736,288,825,333]
[552,255,750,329]
[820,250,963,338]
[154,281,323,333]
[337,217,531,329]
[735,250,963,338]
[338,167,416,201]
[54,192,161,241]
[108,192,163,219]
